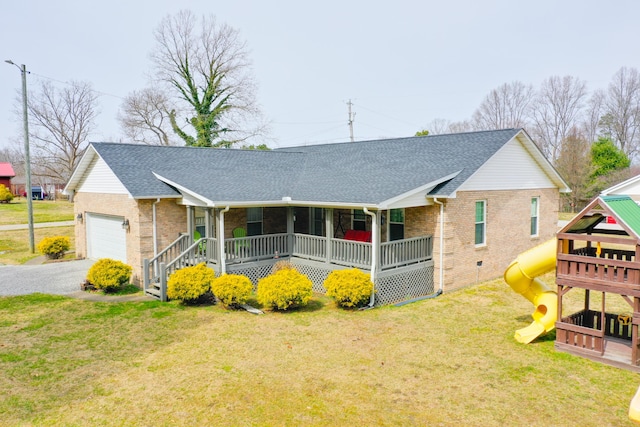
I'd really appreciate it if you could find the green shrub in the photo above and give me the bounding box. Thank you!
[210,274,253,307]
[0,184,13,203]
[167,263,215,303]
[323,268,374,308]
[37,236,70,259]
[257,269,312,311]
[86,258,132,292]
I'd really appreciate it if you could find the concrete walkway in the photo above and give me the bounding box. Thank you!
[0,220,75,231]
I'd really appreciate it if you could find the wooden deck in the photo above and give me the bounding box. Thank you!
[556,336,640,373]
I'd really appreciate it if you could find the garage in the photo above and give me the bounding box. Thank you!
[85,213,127,262]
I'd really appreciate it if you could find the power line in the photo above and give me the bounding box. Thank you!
[279,123,346,143]
[351,102,422,128]
[29,71,125,100]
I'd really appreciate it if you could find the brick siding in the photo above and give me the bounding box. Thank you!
[75,194,186,285]
[434,188,559,291]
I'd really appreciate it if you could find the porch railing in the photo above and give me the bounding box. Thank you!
[144,233,433,300]
[292,234,432,270]
[380,236,433,269]
[144,237,216,300]
[292,234,327,262]
[330,238,371,269]
[224,233,290,264]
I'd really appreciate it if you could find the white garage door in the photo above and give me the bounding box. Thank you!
[86,213,127,262]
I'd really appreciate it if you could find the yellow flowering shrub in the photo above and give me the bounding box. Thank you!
[37,236,71,259]
[323,268,374,308]
[86,258,132,292]
[167,263,215,303]
[0,184,13,203]
[257,269,312,311]
[210,274,253,307]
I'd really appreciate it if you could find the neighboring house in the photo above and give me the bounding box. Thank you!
[0,162,15,190]
[63,128,570,303]
[602,174,640,201]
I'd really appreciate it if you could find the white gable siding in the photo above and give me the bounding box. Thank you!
[603,177,640,200]
[457,138,556,192]
[76,156,129,195]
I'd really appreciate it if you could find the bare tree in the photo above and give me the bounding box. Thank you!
[581,89,605,144]
[555,128,594,212]
[447,120,476,134]
[601,67,640,160]
[472,81,534,130]
[0,145,23,170]
[150,10,264,147]
[530,75,588,161]
[27,80,98,183]
[422,118,452,135]
[119,87,177,146]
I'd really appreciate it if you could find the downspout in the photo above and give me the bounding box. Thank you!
[218,206,230,275]
[395,197,444,307]
[363,207,377,308]
[152,198,161,256]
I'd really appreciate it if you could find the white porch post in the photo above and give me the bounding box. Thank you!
[216,207,230,274]
[186,206,194,243]
[325,208,333,264]
[287,207,294,256]
[205,208,215,239]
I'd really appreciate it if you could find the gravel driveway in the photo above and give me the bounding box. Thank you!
[0,259,95,296]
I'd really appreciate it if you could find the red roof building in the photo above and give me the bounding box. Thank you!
[0,162,16,190]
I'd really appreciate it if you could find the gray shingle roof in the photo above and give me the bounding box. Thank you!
[87,128,526,206]
[279,128,522,202]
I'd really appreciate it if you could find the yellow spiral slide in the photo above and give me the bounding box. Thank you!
[503,239,558,344]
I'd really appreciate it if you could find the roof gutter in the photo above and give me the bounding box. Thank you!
[218,206,230,274]
[152,198,161,257]
[363,207,378,308]
[395,197,445,306]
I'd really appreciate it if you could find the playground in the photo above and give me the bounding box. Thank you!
[505,195,640,371]
[504,195,640,423]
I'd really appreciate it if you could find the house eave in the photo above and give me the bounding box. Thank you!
[377,171,462,210]
[62,145,98,195]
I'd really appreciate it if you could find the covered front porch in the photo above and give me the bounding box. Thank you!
[143,205,435,305]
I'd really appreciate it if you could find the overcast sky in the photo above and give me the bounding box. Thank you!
[2,0,640,150]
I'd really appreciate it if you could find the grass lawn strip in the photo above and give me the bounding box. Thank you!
[0,278,638,426]
[0,226,75,265]
[0,199,74,226]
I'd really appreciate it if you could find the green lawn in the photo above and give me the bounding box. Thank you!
[0,226,75,265]
[0,198,74,225]
[0,278,638,426]
[0,198,75,264]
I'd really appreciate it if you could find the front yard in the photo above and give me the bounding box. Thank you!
[0,198,74,225]
[0,277,637,426]
[0,198,75,264]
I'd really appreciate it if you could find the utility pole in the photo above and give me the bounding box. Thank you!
[5,60,34,253]
[347,99,355,142]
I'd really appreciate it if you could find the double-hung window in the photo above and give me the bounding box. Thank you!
[530,197,539,237]
[310,208,324,236]
[246,207,263,236]
[475,201,486,246]
[353,209,366,231]
[389,208,405,241]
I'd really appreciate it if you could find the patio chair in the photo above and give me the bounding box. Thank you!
[233,227,250,255]
[193,230,205,255]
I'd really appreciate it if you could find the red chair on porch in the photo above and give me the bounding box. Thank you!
[344,230,372,242]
